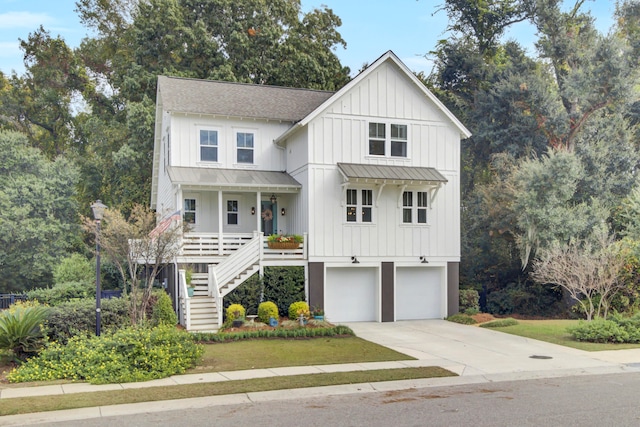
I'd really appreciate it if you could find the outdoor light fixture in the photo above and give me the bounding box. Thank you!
[281,208,286,216]
[420,256,429,264]
[251,206,255,215]
[351,256,360,264]
[90,199,107,336]
[270,194,277,204]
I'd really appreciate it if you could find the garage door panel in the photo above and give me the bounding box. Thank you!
[325,267,377,322]
[396,267,442,320]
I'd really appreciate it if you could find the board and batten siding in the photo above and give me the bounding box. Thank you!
[304,59,461,261]
[168,114,291,171]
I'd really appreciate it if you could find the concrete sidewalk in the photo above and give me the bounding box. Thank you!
[2,319,640,426]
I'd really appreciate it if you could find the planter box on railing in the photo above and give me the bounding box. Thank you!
[267,242,301,250]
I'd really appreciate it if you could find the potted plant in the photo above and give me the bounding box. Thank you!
[311,306,325,321]
[185,267,195,297]
[227,303,246,328]
[267,234,303,249]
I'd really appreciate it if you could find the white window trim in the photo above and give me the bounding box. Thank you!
[366,121,410,159]
[225,198,240,227]
[400,190,429,225]
[197,126,221,164]
[344,187,375,224]
[234,128,258,167]
[184,197,197,225]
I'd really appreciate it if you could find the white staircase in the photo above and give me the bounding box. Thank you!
[179,233,262,332]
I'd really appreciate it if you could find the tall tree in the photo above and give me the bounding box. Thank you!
[0,131,80,292]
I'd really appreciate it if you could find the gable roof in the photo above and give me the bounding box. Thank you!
[337,163,447,184]
[275,50,472,144]
[157,76,334,122]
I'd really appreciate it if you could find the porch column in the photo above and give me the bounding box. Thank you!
[256,191,261,233]
[218,190,223,256]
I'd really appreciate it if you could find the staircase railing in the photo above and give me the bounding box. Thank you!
[210,231,262,298]
[178,268,191,330]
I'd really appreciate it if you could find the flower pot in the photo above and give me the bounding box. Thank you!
[314,315,324,321]
[187,287,195,297]
[268,242,300,249]
[232,319,244,328]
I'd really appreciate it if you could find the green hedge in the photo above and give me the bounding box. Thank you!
[192,325,354,342]
[9,325,203,384]
[446,313,477,325]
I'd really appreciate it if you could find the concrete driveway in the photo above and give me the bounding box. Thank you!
[345,320,640,379]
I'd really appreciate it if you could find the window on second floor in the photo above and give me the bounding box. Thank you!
[236,132,254,164]
[346,189,373,223]
[402,191,428,224]
[368,122,408,158]
[200,130,218,162]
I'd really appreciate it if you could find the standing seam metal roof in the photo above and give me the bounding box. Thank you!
[167,166,302,189]
[157,75,335,122]
[337,163,448,183]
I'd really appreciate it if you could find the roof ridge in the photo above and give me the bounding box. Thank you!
[158,75,335,95]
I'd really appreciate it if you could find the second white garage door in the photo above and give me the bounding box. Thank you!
[325,267,378,322]
[396,267,443,320]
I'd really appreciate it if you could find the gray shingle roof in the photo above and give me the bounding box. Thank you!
[337,163,448,183]
[158,76,334,122]
[168,166,301,190]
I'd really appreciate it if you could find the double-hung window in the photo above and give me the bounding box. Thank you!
[184,199,196,224]
[200,130,218,162]
[368,122,408,158]
[227,200,239,225]
[346,189,373,223]
[402,191,428,224]
[236,132,254,164]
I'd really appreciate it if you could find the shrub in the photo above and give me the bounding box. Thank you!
[226,303,246,321]
[8,325,203,384]
[479,318,519,328]
[263,266,305,316]
[151,291,177,326]
[258,301,279,323]
[459,288,480,313]
[568,318,630,343]
[193,324,355,342]
[27,281,94,306]
[0,301,49,361]
[53,253,94,285]
[446,313,477,325]
[46,297,130,344]
[288,301,310,320]
[224,273,262,316]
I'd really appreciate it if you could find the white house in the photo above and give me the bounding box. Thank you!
[151,51,471,331]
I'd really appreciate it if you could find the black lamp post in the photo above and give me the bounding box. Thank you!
[91,200,107,336]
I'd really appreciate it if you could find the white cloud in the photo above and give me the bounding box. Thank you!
[0,11,54,29]
[0,41,20,57]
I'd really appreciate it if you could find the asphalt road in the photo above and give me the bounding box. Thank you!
[35,372,640,427]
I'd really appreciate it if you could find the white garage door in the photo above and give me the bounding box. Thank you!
[396,267,442,320]
[325,267,377,322]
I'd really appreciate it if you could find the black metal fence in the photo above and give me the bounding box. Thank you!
[0,294,28,310]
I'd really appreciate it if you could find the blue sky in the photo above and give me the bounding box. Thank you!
[0,0,616,77]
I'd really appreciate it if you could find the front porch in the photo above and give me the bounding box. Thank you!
[176,231,308,332]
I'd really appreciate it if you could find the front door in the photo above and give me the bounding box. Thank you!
[261,201,277,236]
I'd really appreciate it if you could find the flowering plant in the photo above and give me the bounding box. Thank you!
[267,234,303,243]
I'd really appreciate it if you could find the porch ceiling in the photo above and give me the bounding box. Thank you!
[168,166,301,192]
[337,162,448,184]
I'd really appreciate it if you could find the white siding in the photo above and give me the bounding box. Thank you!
[304,60,462,262]
[169,115,291,171]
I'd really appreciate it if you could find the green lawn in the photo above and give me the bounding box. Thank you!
[489,319,640,351]
[0,336,457,416]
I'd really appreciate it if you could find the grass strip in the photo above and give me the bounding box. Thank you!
[0,366,455,416]
[490,319,640,351]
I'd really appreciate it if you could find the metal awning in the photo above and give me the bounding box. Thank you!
[168,166,301,192]
[337,163,447,184]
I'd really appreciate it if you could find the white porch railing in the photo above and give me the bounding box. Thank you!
[178,268,191,330]
[180,232,307,260]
